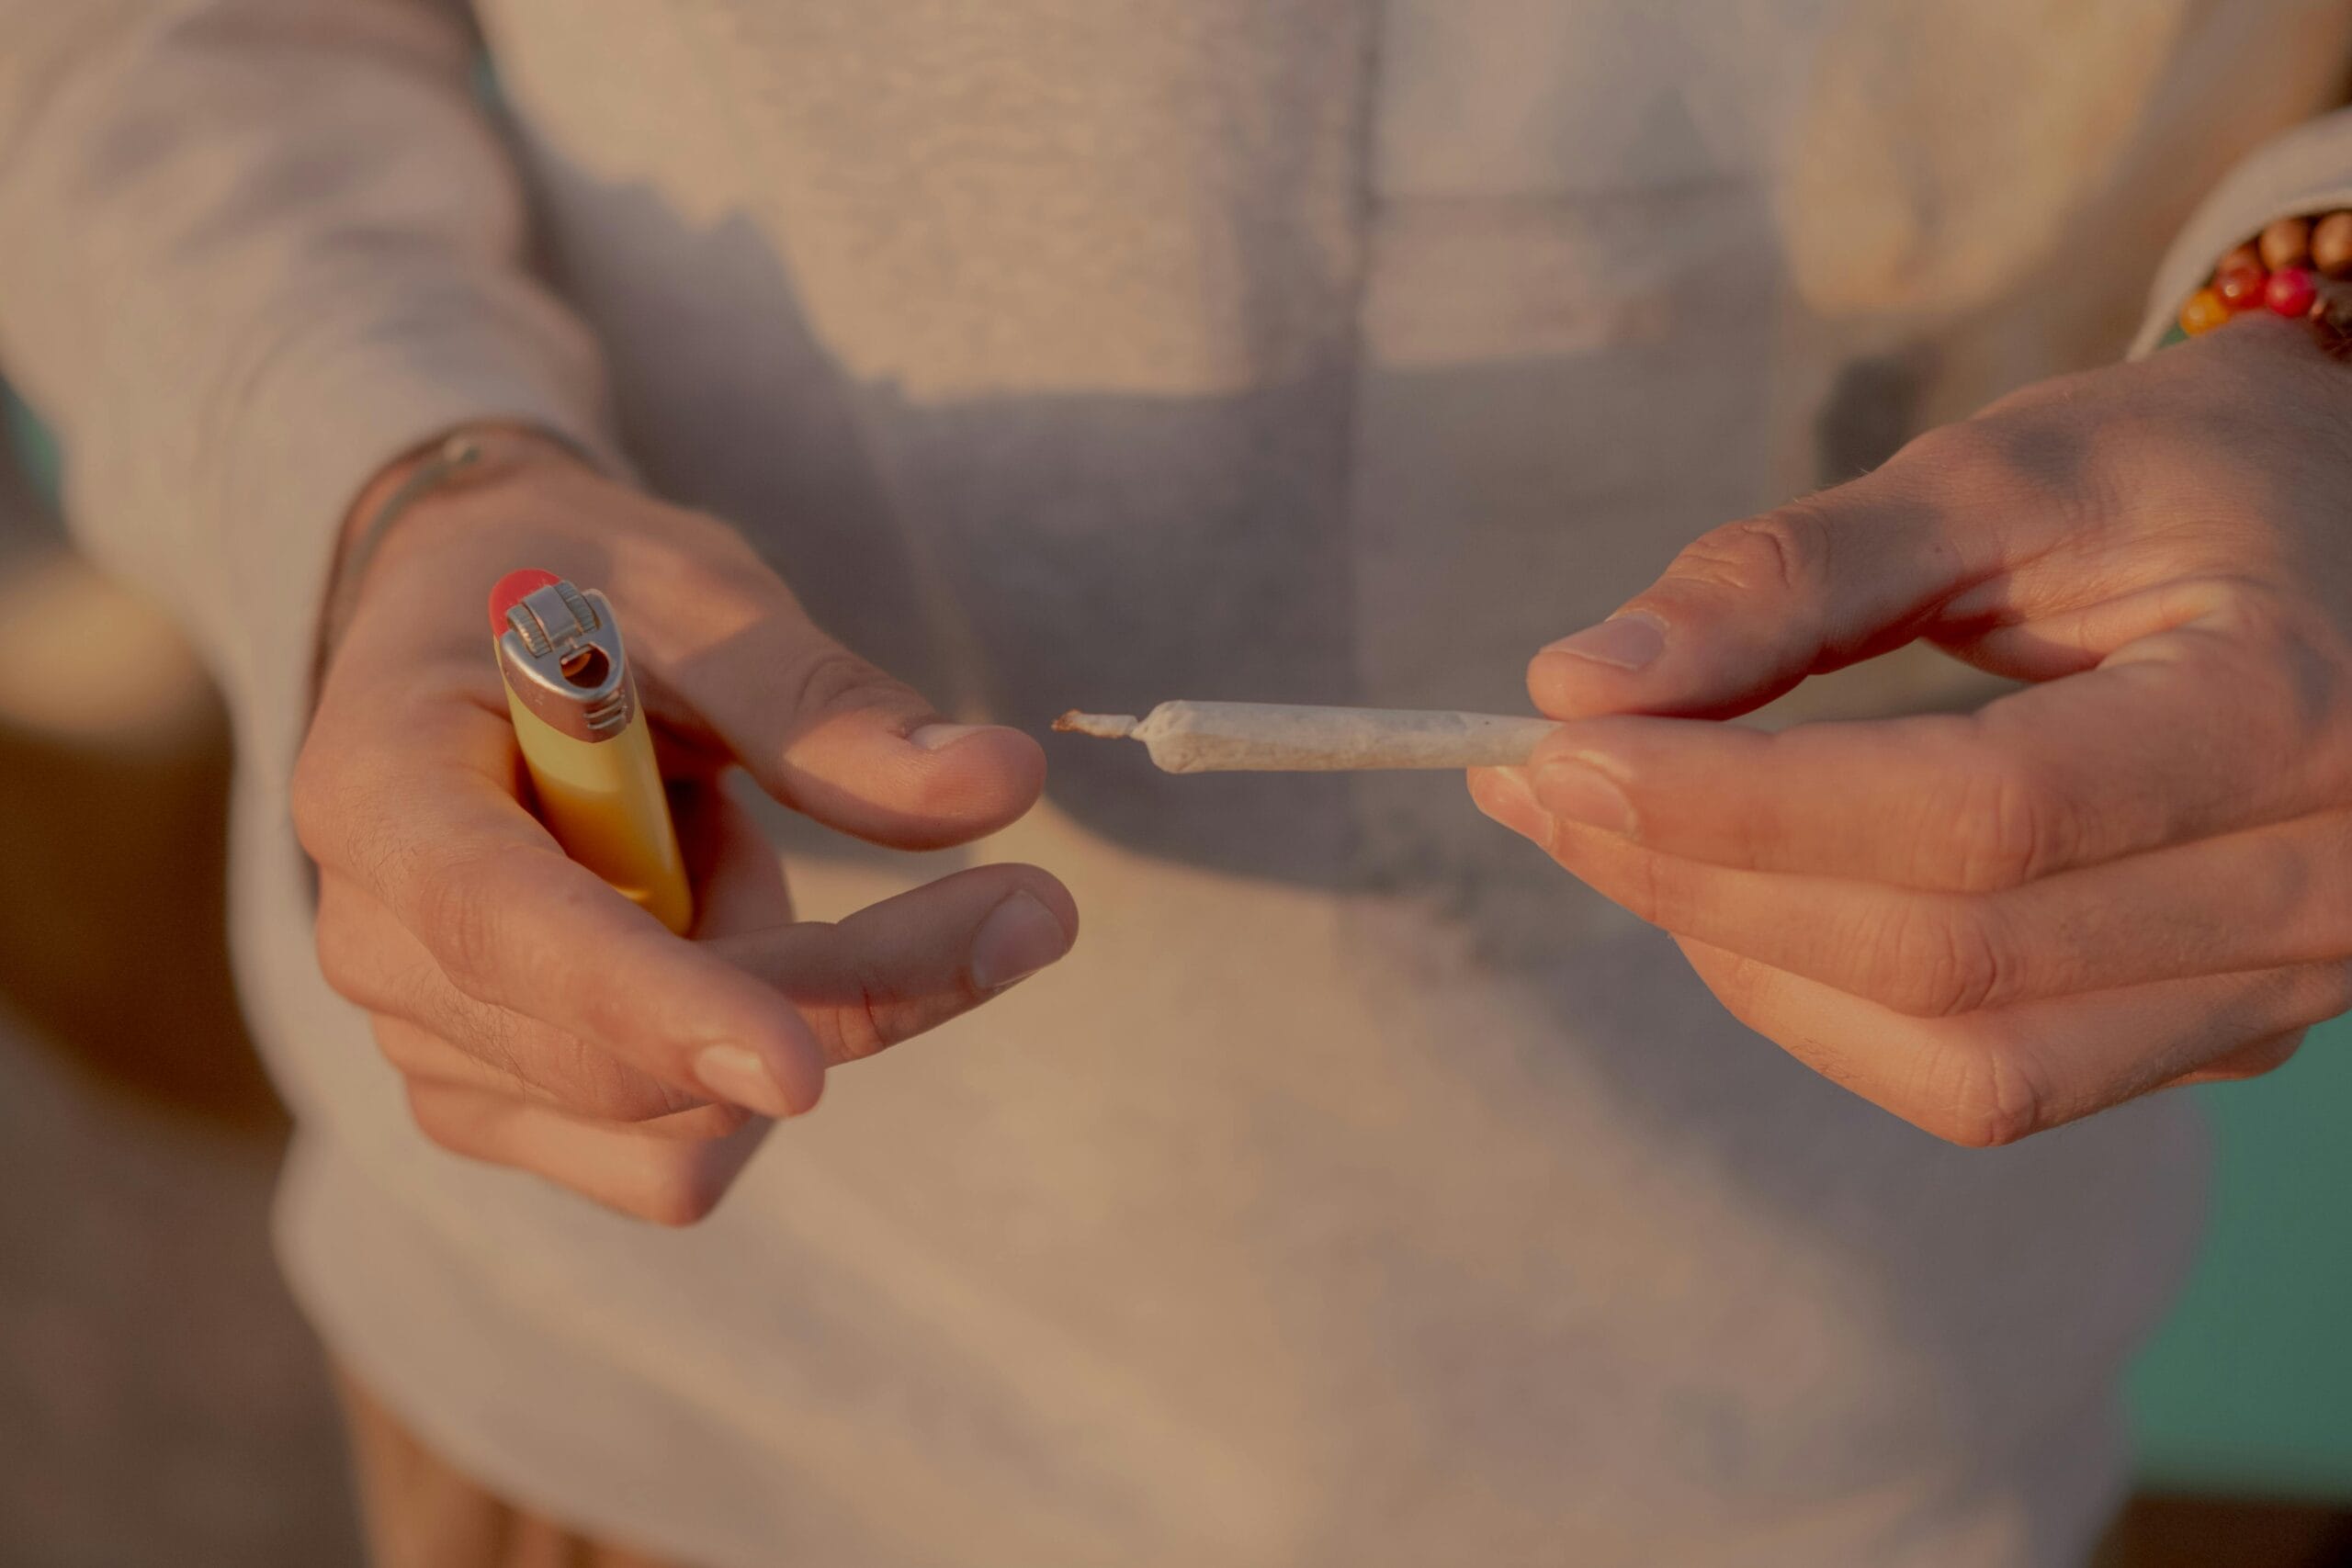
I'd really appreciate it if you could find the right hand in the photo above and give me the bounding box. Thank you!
[292,435,1076,1224]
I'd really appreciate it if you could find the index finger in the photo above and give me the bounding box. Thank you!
[1514,609,2336,891]
[622,565,1045,851]
[294,694,826,1118]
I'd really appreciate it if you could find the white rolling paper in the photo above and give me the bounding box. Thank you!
[1055,702,1560,773]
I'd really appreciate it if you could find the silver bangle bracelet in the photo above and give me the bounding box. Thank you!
[323,424,600,645]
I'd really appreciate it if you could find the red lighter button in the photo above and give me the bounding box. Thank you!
[488,568,563,638]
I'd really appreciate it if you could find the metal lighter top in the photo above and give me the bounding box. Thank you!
[492,570,635,739]
[490,570,694,933]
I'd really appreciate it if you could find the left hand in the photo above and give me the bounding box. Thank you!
[1472,312,2352,1145]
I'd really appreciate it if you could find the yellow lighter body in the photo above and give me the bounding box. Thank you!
[502,683,694,932]
[492,572,694,934]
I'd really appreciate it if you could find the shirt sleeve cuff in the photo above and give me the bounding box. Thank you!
[2131,107,2352,358]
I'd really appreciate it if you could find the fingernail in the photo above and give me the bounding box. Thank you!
[1540,614,1665,671]
[1533,756,1637,835]
[694,1044,797,1117]
[910,722,994,751]
[971,889,1071,991]
[1470,766,1549,840]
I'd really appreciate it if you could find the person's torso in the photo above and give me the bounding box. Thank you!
[259,4,2351,1562]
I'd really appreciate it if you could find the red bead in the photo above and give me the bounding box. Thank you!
[2216,262,2269,310]
[2267,266,2317,319]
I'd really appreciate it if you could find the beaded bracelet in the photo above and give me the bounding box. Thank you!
[2162,211,2352,348]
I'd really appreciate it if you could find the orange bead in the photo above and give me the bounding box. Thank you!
[2219,243,2265,276]
[2179,287,2231,336]
[2260,216,2313,272]
[2313,212,2352,278]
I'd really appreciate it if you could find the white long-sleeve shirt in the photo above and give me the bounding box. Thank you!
[6,3,2350,1562]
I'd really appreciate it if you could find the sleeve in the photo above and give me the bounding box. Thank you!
[0,0,624,781]
[2132,107,2352,357]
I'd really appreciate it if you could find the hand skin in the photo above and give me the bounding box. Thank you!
[1472,313,2352,1147]
[294,437,1076,1224]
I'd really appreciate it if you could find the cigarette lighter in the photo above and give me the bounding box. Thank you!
[489,569,694,933]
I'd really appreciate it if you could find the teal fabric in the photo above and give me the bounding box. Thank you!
[5,384,59,508]
[2126,1020,2352,1498]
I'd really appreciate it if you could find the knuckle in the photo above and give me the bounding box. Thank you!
[636,503,769,577]
[1895,416,2004,480]
[1872,898,2009,1018]
[833,952,900,1065]
[1628,855,1674,929]
[1911,409,2092,502]
[1603,847,1673,928]
[776,644,907,722]
[1920,1039,2045,1148]
[412,849,517,999]
[446,1015,635,1115]
[455,1010,540,1095]
[1671,506,1829,602]
[1891,421,2004,493]
[1929,412,2076,491]
[290,735,422,884]
[1933,750,2064,893]
[790,923,902,1066]
[2186,574,2286,639]
[311,889,413,1018]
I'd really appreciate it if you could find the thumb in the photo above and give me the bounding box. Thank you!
[1529,480,1987,722]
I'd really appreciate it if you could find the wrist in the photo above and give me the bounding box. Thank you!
[342,424,589,547]
[317,423,601,673]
